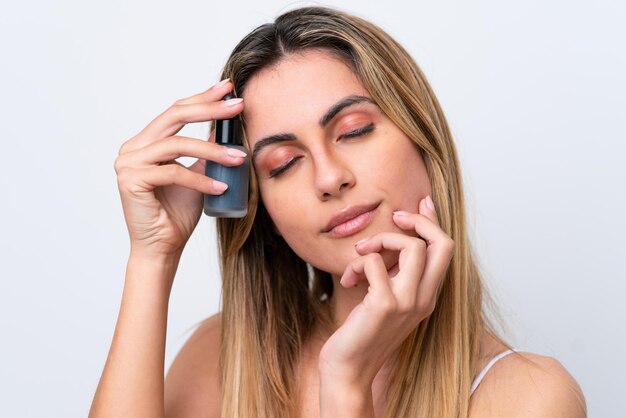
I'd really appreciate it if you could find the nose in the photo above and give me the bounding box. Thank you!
[312,148,356,200]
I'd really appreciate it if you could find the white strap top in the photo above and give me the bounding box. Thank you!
[470,348,518,396]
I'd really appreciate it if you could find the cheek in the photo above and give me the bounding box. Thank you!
[261,187,332,267]
[260,186,310,239]
[262,186,300,224]
[376,139,430,210]
[267,208,324,266]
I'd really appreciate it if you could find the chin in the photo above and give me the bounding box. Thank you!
[315,246,401,281]
[293,217,411,278]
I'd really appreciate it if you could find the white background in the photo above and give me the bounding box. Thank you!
[1,0,624,416]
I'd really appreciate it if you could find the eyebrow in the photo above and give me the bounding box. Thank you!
[251,95,377,163]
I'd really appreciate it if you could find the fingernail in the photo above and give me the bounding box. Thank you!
[354,237,369,247]
[426,195,435,211]
[226,148,247,158]
[393,211,408,216]
[214,78,230,88]
[213,180,228,192]
[225,98,243,107]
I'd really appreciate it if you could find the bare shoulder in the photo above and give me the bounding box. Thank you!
[469,351,587,418]
[164,313,222,418]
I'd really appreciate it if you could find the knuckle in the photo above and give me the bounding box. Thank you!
[417,297,436,316]
[411,238,427,252]
[194,172,207,188]
[115,166,131,186]
[444,238,456,255]
[415,213,429,223]
[407,238,427,255]
[376,297,398,315]
[365,252,383,264]
[118,140,130,156]
[397,298,415,315]
[166,135,185,149]
[167,104,184,122]
[426,300,436,316]
[165,163,184,176]
[113,156,124,174]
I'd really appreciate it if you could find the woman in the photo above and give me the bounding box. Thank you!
[91,6,586,417]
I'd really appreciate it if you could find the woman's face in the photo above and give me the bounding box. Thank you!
[242,49,432,277]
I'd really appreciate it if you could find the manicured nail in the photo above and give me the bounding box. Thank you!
[213,180,228,192]
[225,98,243,107]
[214,78,230,88]
[426,195,435,211]
[354,237,369,247]
[226,148,247,158]
[393,211,408,216]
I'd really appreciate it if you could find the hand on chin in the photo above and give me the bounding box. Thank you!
[379,248,400,277]
[358,225,418,278]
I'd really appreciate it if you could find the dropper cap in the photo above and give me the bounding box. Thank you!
[215,94,240,145]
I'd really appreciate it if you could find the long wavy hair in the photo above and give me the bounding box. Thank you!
[215,6,509,417]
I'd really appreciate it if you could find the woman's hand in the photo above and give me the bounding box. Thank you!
[319,195,455,390]
[114,79,246,259]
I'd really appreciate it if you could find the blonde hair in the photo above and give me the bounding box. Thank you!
[216,6,509,417]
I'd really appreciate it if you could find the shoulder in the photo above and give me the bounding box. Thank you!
[469,351,587,418]
[164,313,222,418]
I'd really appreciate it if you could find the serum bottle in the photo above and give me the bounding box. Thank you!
[203,93,249,218]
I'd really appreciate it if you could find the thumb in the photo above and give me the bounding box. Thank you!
[418,195,440,225]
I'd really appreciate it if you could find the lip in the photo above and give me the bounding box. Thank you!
[323,202,380,238]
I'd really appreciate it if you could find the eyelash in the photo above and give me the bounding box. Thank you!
[268,123,375,178]
[340,123,375,139]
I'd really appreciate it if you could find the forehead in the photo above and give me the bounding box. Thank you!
[241,50,370,146]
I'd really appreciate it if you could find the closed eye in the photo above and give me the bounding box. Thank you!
[339,123,375,140]
[268,123,376,178]
[269,156,303,178]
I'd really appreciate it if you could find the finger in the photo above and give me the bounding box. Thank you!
[120,164,229,196]
[390,208,455,293]
[391,210,447,247]
[354,233,426,295]
[119,80,230,156]
[117,135,247,168]
[121,95,243,154]
[137,99,243,149]
[415,237,454,308]
[418,195,440,226]
[340,253,390,295]
[392,201,455,303]
[173,78,232,106]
